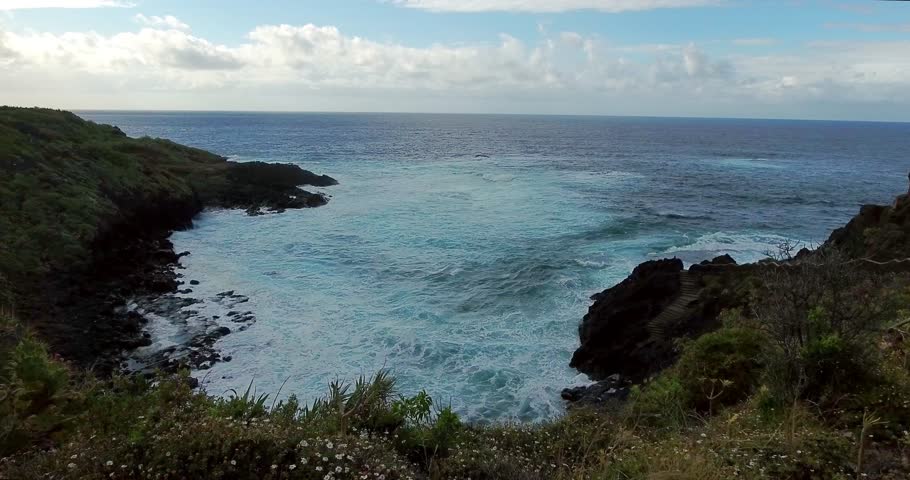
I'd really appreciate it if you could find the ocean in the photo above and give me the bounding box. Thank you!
[79,111,910,422]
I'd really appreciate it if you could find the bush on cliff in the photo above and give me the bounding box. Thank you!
[0,310,88,457]
[674,325,766,414]
[628,322,766,427]
[751,250,899,405]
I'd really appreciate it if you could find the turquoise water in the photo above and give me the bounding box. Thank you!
[81,112,910,421]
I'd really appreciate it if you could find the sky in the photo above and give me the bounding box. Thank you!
[0,1,909,120]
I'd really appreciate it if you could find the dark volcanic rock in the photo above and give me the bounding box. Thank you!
[705,253,736,266]
[218,162,335,215]
[227,161,338,188]
[570,255,748,382]
[824,174,910,260]
[24,162,336,375]
[825,202,910,261]
[567,172,910,393]
[25,195,203,374]
[570,259,684,381]
[562,374,630,408]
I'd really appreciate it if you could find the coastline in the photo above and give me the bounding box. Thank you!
[4,107,907,398]
[0,107,338,375]
[67,184,340,377]
[563,179,910,406]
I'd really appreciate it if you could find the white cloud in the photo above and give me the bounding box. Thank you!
[1,21,910,119]
[390,0,720,13]
[0,0,132,9]
[134,14,190,31]
[4,27,240,77]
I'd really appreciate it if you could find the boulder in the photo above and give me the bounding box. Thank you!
[570,258,684,381]
[561,373,630,407]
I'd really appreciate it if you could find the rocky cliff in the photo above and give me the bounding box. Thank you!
[571,175,910,384]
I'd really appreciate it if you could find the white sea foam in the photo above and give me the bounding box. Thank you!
[572,259,609,268]
[713,157,783,170]
[173,158,628,422]
[662,231,804,264]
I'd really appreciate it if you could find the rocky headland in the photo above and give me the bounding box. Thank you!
[0,107,337,374]
[564,177,910,406]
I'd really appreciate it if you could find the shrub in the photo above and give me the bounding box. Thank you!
[628,325,766,425]
[752,249,898,404]
[0,310,90,456]
[628,375,689,428]
[674,326,766,414]
[392,390,463,465]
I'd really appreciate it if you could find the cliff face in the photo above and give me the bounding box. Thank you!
[570,259,683,381]
[570,255,748,382]
[824,186,910,261]
[0,107,337,371]
[571,176,910,382]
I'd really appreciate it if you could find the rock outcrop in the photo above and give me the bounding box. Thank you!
[561,374,630,408]
[569,255,752,384]
[569,172,910,395]
[570,258,684,381]
[824,185,910,261]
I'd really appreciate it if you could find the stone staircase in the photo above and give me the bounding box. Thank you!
[647,271,701,340]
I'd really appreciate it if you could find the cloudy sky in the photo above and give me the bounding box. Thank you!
[1,0,909,120]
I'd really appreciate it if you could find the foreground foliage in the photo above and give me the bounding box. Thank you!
[4,260,910,480]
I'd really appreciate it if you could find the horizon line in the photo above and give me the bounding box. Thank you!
[61,108,910,125]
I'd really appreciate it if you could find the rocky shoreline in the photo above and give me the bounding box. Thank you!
[24,164,338,376]
[562,177,910,406]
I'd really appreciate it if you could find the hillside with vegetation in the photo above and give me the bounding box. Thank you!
[2,109,910,479]
[0,107,336,371]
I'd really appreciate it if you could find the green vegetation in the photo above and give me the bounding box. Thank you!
[0,108,219,294]
[0,107,332,307]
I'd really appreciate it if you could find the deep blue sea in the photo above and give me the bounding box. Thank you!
[80,112,910,422]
